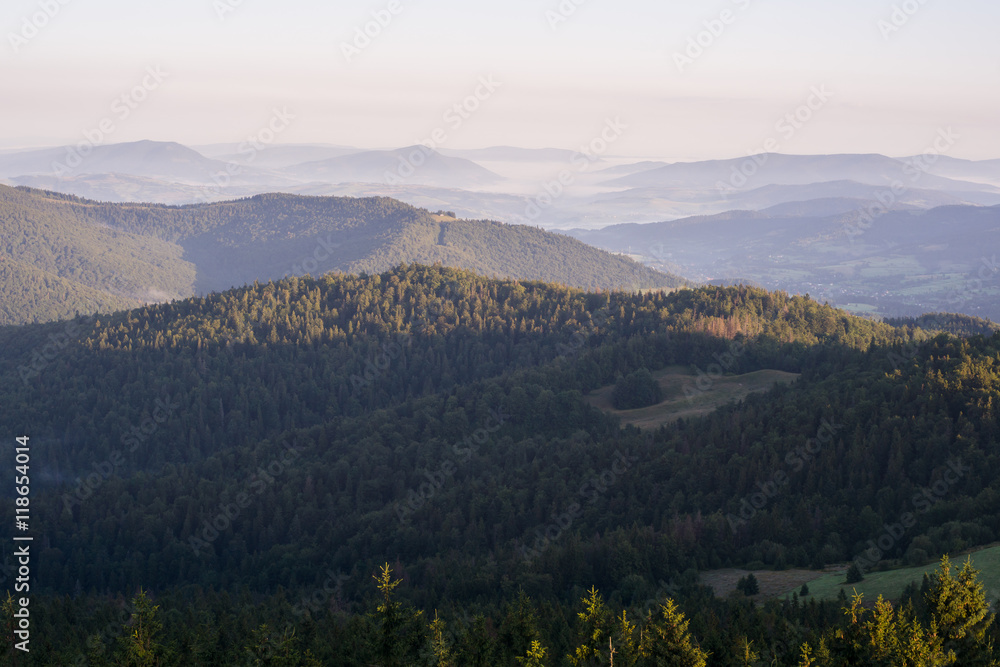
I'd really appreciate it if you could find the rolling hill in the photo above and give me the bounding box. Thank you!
[286,146,505,188]
[566,202,1000,321]
[2,265,1000,663]
[606,153,1000,194]
[0,185,686,325]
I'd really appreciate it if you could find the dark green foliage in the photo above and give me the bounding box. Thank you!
[0,264,999,664]
[845,564,864,584]
[736,575,760,596]
[0,185,686,325]
[886,312,999,337]
[612,367,664,409]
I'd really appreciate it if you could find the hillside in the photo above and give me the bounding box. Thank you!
[606,153,1000,194]
[567,202,1000,322]
[0,185,686,325]
[285,146,505,188]
[3,265,1000,662]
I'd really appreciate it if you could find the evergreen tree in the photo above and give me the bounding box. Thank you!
[926,556,995,664]
[516,640,548,667]
[427,611,456,667]
[737,574,760,596]
[115,589,167,667]
[612,368,664,409]
[637,599,709,667]
[569,587,612,666]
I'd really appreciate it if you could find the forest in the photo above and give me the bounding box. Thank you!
[1,263,999,664]
[0,186,684,326]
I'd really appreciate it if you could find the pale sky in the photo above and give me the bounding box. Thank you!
[2,0,998,159]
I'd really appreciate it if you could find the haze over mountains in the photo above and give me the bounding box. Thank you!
[4,140,1000,224]
[566,203,1000,322]
[0,184,685,326]
[2,139,998,325]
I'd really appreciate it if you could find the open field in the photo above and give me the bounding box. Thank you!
[584,365,800,429]
[779,544,1000,603]
[701,544,1000,605]
[701,568,837,601]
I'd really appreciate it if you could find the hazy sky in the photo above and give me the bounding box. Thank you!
[2,0,998,159]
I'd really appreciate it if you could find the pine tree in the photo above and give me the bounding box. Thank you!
[926,556,995,664]
[846,563,865,584]
[115,589,166,667]
[737,574,760,596]
[428,611,456,667]
[569,586,612,666]
[372,563,405,667]
[516,640,548,667]
[637,599,709,667]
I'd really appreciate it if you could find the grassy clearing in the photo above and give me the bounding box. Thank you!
[779,545,1000,603]
[701,568,834,601]
[700,546,1000,605]
[583,366,799,430]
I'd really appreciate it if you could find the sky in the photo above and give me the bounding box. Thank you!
[2,0,999,159]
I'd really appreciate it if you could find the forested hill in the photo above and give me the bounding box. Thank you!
[0,185,686,325]
[885,312,1000,337]
[3,264,1000,663]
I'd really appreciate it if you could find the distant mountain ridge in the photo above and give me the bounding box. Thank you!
[2,141,1000,228]
[285,146,504,189]
[566,202,1000,321]
[605,153,1000,194]
[0,185,686,325]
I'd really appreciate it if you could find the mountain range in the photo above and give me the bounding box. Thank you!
[5,141,1000,225]
[566,202,1000,321]
[0,184,685,326]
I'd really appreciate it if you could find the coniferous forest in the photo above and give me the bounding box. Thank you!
[1,263,1000,664]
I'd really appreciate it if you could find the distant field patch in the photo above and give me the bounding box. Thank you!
[584,365,799,429]
[778,544,1000,603]
[701,568,831,600]
[701,545,1000,605]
